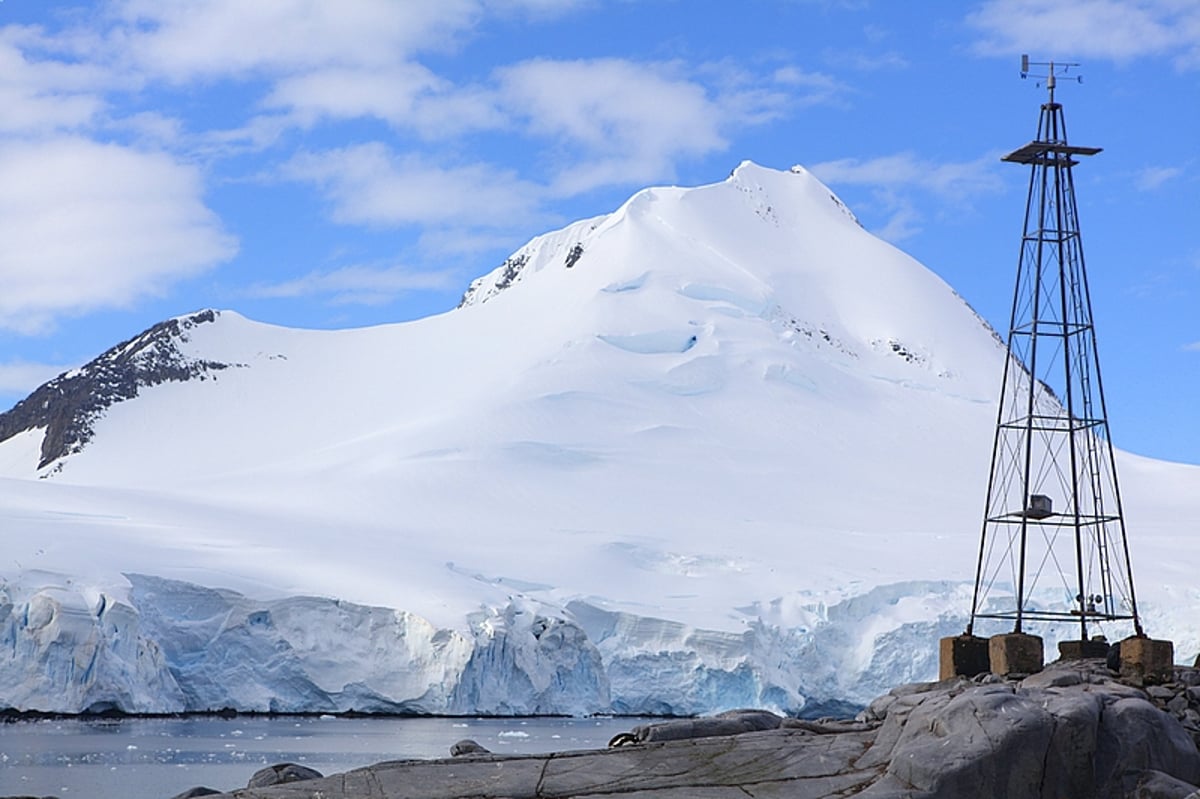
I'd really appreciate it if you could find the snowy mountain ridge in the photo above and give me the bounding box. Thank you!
[0,309,236,471]
[1,160,1198,716]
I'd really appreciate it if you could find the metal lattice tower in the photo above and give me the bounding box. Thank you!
[967,59,1144,642]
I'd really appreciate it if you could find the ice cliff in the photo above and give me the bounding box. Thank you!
[0,573,985,716]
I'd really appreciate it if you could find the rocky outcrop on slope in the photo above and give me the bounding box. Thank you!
[0,309,236,470]
[186,659,1200,799]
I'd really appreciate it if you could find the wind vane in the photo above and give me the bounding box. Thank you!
[939,57,1174,683]
[1019,55,1083,104]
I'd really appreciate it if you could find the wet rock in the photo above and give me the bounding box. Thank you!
[1021,668,1083,689]
[245,763,323,788]
[616,708,782,744]
[449,739,490,757]
[782,717,878,734]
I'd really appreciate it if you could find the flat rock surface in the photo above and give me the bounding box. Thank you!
[197,660,1200,799]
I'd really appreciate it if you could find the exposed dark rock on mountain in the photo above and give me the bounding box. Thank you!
[0,310,237,470]
[457,252,529,307]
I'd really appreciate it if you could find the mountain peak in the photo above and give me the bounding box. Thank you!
[459,161,860,309]
[0,309,238,471]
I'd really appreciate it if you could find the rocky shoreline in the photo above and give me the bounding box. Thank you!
[135,658,1200,799]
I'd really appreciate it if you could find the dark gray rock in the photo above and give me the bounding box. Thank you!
[1039,692,1104,795]
[881,684,1054,797]
[448,739,490,757]
[246,763,323,788]
[619,708,782,744]
[1095,697,1200,796]
[859,691,898,722]
[168,789,221,799]
[1023,668,1084,688]
[1127,769,1200,799]
[782,717,878,734]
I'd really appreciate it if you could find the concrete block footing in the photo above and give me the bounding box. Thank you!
[1119,636,1174,685]
[1057,638,1111,661]
[939,635,990,680]
[989,632,1044,676]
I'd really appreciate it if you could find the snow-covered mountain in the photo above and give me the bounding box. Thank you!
[1,161,1197,716]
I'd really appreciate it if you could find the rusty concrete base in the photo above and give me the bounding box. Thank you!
[1119,636,1174,685]
[938,634,991,680]
[989,632,1044,676]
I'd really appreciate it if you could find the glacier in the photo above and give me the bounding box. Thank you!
[2,161,1199,716]
[0,573,982,716]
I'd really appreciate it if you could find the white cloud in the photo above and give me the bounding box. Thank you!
[1134,165,1184,191]
[271,55,811,190]
[283,143,542,229]
[264,64,503,137]
[873,194,923,242]
[110,0,481,81]
[269,54,844,226]
[417,228,530,261]
[500,58,721,147]
[0,137,237,334]
[967,0,1200,68]
[484,0,594,17]
[245,264,459,306]
[90,2,607,146]
[718,63,840,119]
[497,57,779,195]
[265,63,444,126]
[811,153,1005,243]
[811,152,1004,198]
[0,28,110,134]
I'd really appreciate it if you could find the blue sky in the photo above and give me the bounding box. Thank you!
[0,0,1196,463]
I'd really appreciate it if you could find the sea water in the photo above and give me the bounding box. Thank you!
[0,715,652,798]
